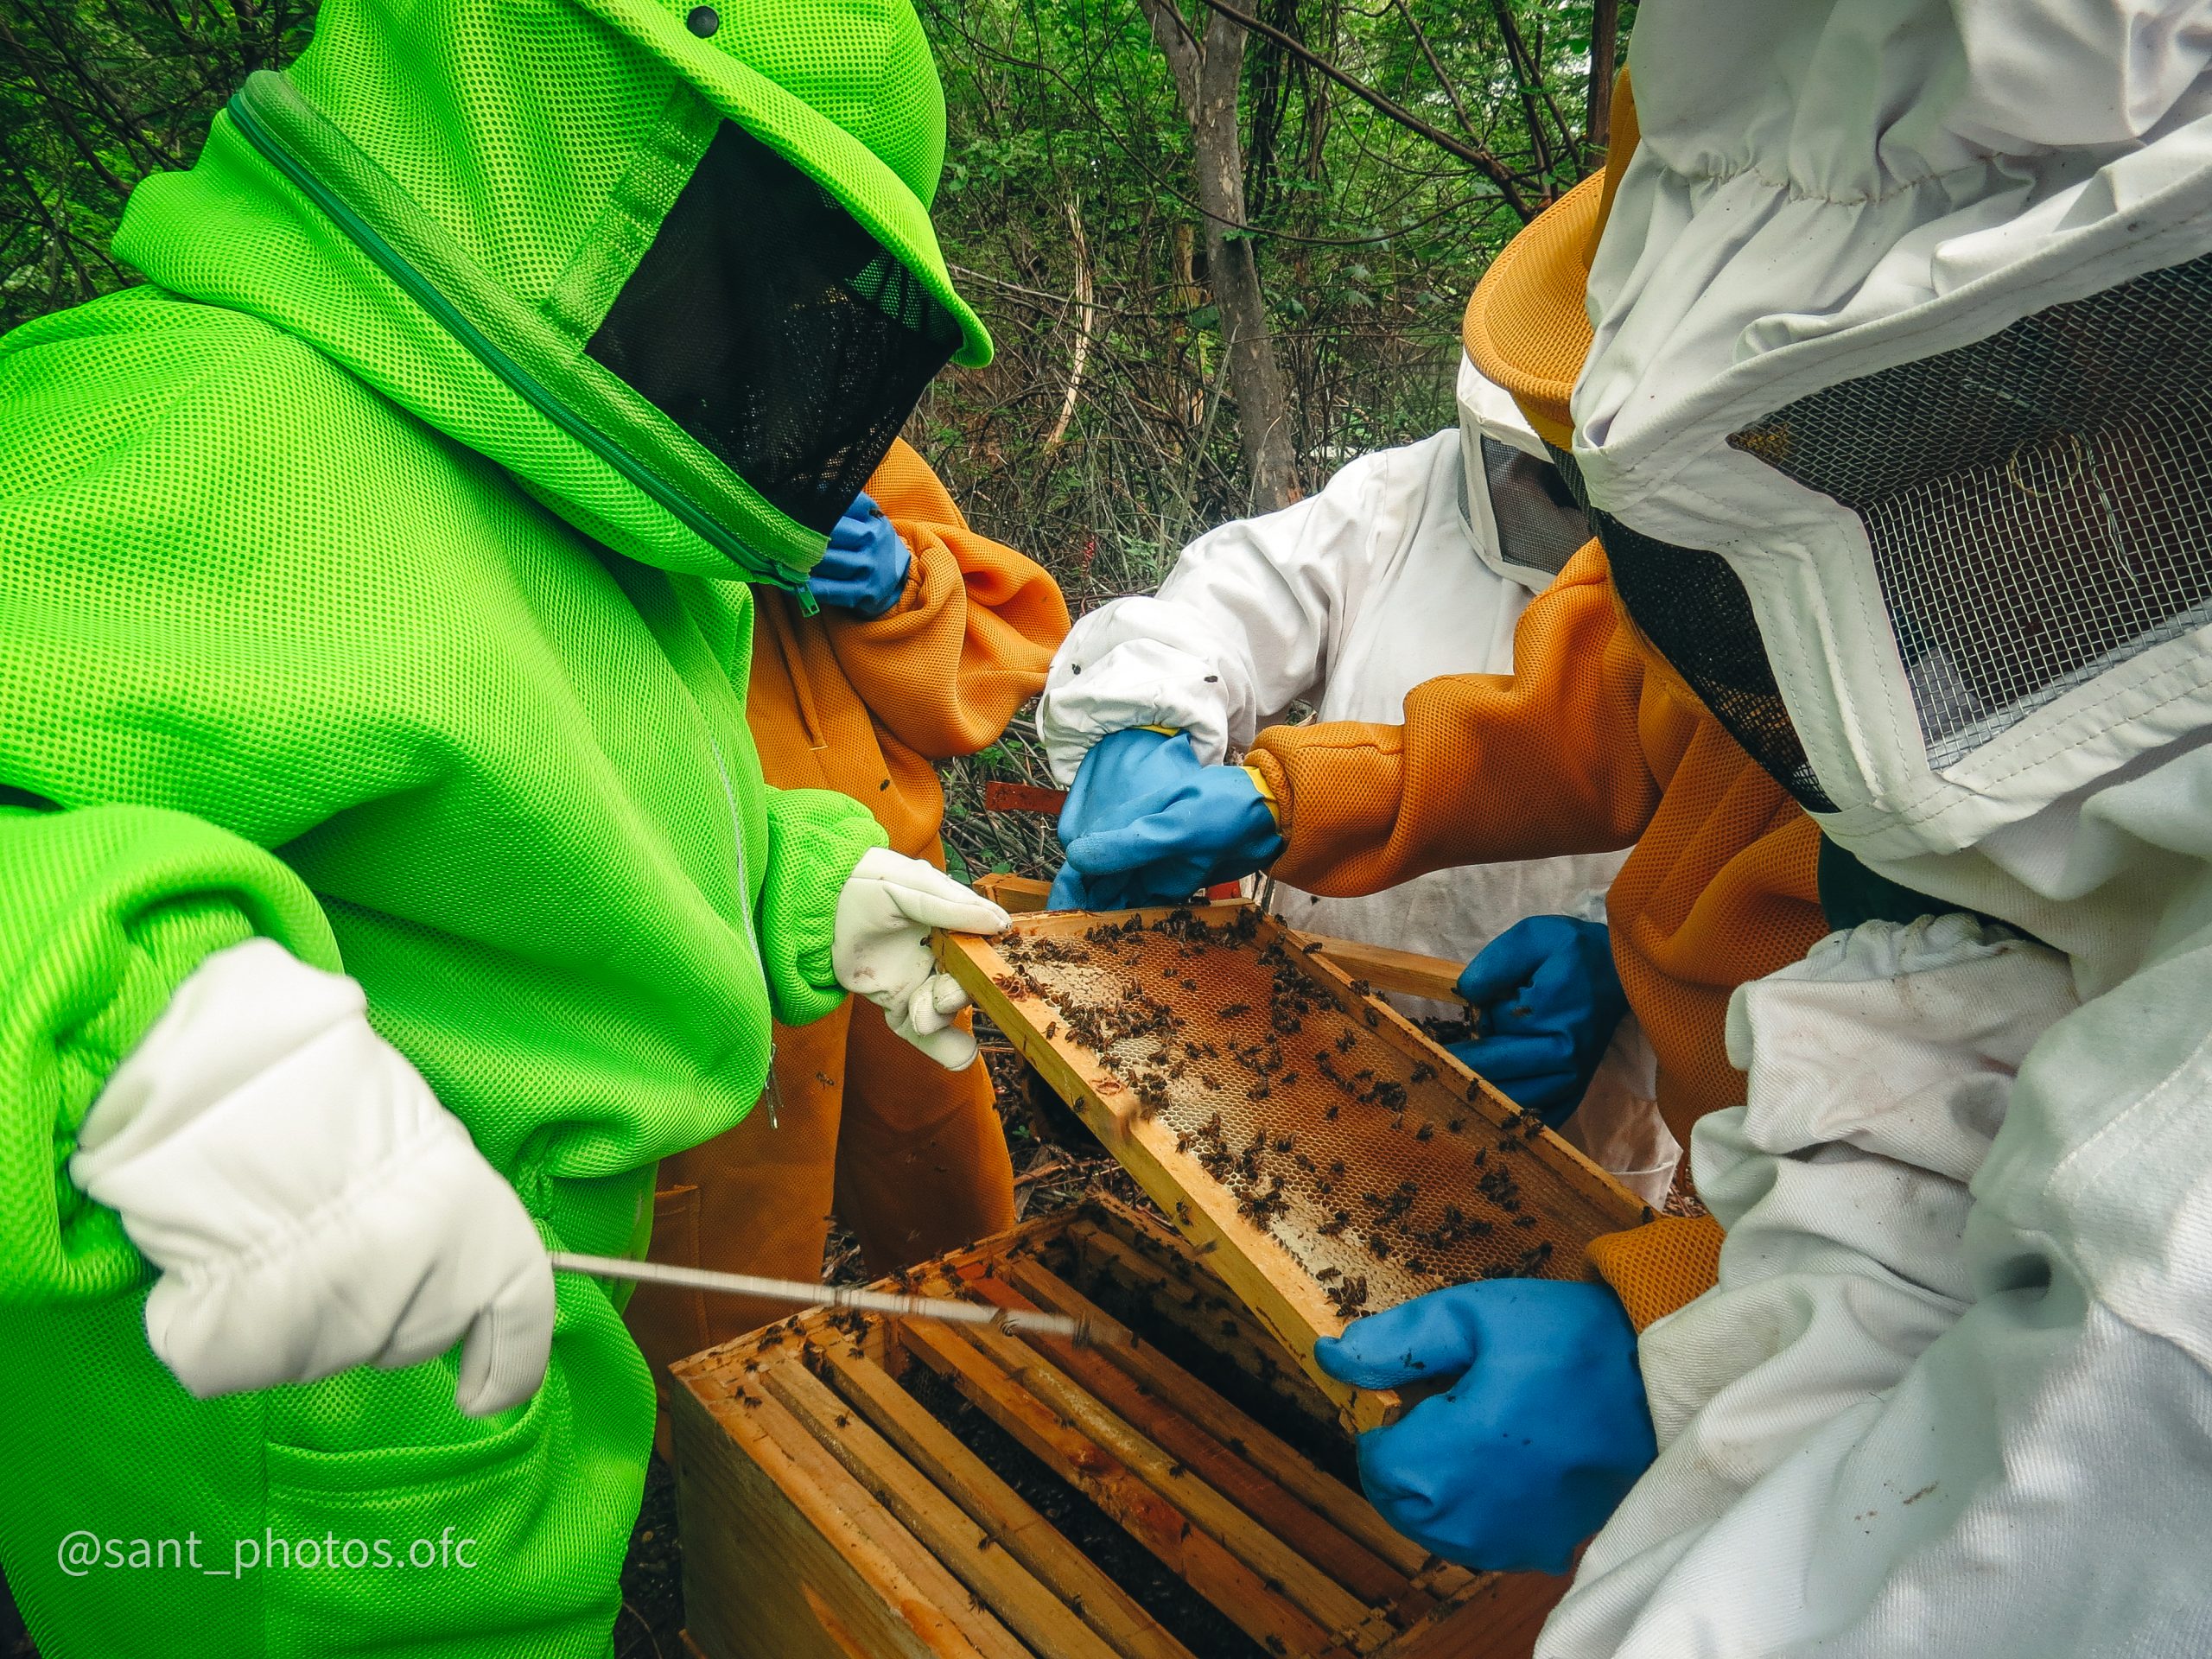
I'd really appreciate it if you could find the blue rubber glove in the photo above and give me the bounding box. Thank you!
[1048,728,1283,909]
[806,492,911,616]
[1313,1280,1655,1573]
[1446,915,1628,1127]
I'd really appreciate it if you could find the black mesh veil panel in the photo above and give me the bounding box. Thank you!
[1543,442,1837,810]
[1729,251,2212,772]
[1594,511,1836,810]
[1482,436,1590,580]
[1540,251,2212,813]
[588,122,964,536]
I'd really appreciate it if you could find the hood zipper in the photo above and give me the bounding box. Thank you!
[225,85,819,613]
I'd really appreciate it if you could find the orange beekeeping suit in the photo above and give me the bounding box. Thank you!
[627,441,1070,1377]
[1246,539,1827,1148]
[739,441,1073,857]
[1236,74,1815,1332]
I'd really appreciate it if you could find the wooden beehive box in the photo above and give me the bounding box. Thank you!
[671,1198,1573,1659]
[937,903,1646,1432]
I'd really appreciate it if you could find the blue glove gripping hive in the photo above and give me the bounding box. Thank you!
[1314,1278,1655,1573]
[1049,728,1283,908]
[1448,915,1629,1127]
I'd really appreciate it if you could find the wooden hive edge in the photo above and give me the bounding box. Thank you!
[673,1201,1560,1659]
[812,1338,1198,1659]
[945,1263,1413,1612]
[669,1357,1017,1659]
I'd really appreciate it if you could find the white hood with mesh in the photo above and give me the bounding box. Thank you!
[1572,0,2212,863]
[1456,355,1592,588]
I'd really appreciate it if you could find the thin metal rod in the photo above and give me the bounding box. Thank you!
[549,1251,1125,1345]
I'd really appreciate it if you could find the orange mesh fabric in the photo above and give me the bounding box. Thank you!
[1250,543,1656,880]
[1247,542,1828,1146]
[832,989,1011,1269]
[1586,1212,1726,1332]
[1462,172,1606,448]
[745,438,1070,856]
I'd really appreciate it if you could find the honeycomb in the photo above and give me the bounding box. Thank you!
[991,907,1616,1321]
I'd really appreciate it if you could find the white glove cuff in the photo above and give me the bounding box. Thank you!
[1039,597,1248,782]
[67,938,555,1416]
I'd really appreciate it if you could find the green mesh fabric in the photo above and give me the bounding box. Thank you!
[0,1,963,1641]
[760,789,882,1028]
[0,804,336,1306]
[0,247,885,1653]
[0,1276,654,1657]
[575,0,972,321]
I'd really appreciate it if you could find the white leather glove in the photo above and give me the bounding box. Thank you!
[70,938,554,1417]
[833,848,1010,1071]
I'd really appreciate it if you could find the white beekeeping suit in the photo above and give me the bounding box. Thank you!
[1038,358,1629,976]
[1540,2,2212,1653]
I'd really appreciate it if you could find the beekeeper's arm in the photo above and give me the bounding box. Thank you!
[767,798,1009,1072]
[1245,543,1661,898]
[0,799,556,1414]
[1541,909,2212,1658]
[819,439,1070,761]
[1053,542,1664,908]
[1038,435,1452,781]
[6,792,985,1405]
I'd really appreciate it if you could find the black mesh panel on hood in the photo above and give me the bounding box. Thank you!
[1547,443,1838,811]
[1482,435,1588,580]
[588,121,963,537]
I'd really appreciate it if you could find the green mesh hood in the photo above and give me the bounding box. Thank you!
[111,0,989,586]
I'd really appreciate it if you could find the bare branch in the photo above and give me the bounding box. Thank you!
[1389,0,1479,144]
[0,16,136,199]
[1180,0,1537,220]
[1042,195,1096,454]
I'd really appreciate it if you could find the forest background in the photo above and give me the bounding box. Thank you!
[1,0,1628,881]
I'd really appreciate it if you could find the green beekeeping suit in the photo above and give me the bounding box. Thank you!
[0,0,991,1651]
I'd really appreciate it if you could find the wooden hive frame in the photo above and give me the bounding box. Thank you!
[972,874,1475,1005]
[672,1198,1573,1659]
[936,901,1647,1433]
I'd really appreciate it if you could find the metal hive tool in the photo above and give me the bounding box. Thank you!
[938,903,1645,1430]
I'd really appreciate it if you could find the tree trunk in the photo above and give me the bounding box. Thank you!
[1136,0,1300,512]
[1586,0,1618,158]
